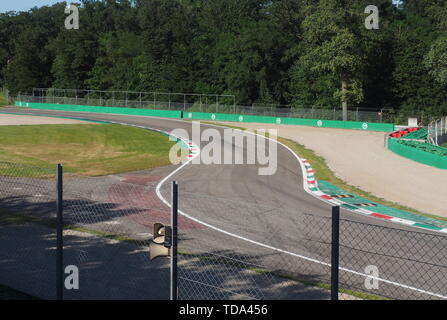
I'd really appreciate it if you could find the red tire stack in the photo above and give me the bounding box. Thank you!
[389,128,419,139]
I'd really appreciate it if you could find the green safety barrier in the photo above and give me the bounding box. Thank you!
[15,101,394,132]
[183,111,241,122]
[402,128,428,140]
[14,101,182,119]
[388,138,447,170]
[183,111,394,132]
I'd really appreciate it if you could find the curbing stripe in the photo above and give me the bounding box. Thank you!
[371,213,393,220]
[300,158,445,233]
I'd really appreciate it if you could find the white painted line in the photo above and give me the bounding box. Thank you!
[390,218,416,226]
[356,208,374,215]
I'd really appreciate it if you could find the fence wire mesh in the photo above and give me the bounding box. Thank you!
[338,218,447,300]
[171,191,332,300]
[0,161,446,300]
[62,175,171,300]
[0,162,56,300]
[18,89,389,123]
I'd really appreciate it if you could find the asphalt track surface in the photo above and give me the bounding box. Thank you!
[2,107,446,300]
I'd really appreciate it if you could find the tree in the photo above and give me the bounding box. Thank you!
[392,2,447,119]
[424,1,447,87]
[293,0,368,120]
[424,36,447,86]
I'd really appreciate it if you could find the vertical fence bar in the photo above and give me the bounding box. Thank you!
[56,164,64,300]
[170,181,178,301]
[331,206,340,301]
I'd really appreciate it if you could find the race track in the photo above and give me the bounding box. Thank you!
[1,107,446,300]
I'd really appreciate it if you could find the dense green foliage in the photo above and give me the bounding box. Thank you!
[0,0,446,119]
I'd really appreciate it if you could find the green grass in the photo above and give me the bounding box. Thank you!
[205,121,447,222]
[0,124,177,176]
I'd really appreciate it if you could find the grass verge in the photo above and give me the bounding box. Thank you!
[0,124,176,176]
[204,121,447,222]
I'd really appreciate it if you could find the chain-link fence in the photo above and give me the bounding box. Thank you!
[0,162,170,300]
[0,162,57,299]
[15,88,390,123]
[1,161,446,300]
[338,218,447,300]
[166,189,447,300]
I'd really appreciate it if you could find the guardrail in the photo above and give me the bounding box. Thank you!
[387,138,447,170]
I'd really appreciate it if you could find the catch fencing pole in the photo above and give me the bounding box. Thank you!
[331,206,340,300]
[171,181,178,301]
[56,164,64,300]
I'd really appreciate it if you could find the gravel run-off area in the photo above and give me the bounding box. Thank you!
[217,122,447,218]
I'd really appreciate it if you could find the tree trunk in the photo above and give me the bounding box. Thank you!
[341,78,348,121]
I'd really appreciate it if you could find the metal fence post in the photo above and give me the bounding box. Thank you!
[171,181,178,301]
[331,206,340,301]
[56,164,64,300]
